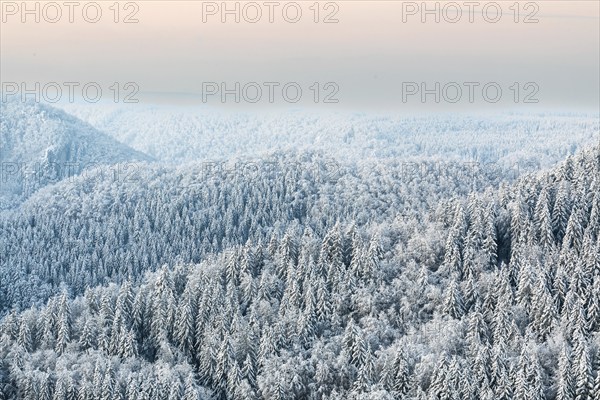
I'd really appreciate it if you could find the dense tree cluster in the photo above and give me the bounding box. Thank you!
[62,103,599,167]
[0,152,503,313]
[0,99,151,210]
[1,142,598,399]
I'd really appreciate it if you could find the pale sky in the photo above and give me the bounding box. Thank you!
[1,1,599,112]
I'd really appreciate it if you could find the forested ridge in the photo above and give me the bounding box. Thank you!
[0,99,152,210]
[1,143,598,399]
[61,103,599,166]
[0,152,505,313]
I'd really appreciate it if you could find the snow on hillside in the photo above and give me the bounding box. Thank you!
[60,103,599,171]
[0,99,153,209]
[1,143,598,400]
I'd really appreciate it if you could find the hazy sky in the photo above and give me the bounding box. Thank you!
[1,1,599,112]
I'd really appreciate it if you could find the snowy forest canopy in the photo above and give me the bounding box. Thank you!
[0,101,599,400]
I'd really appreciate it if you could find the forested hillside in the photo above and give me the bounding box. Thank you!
[1,140,598,399]
[0,151,505,313]
[0,99,152,210]
[61,103,598,168]
[2,0,598,397]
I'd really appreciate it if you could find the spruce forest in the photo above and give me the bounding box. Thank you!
[0,100,599,400]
